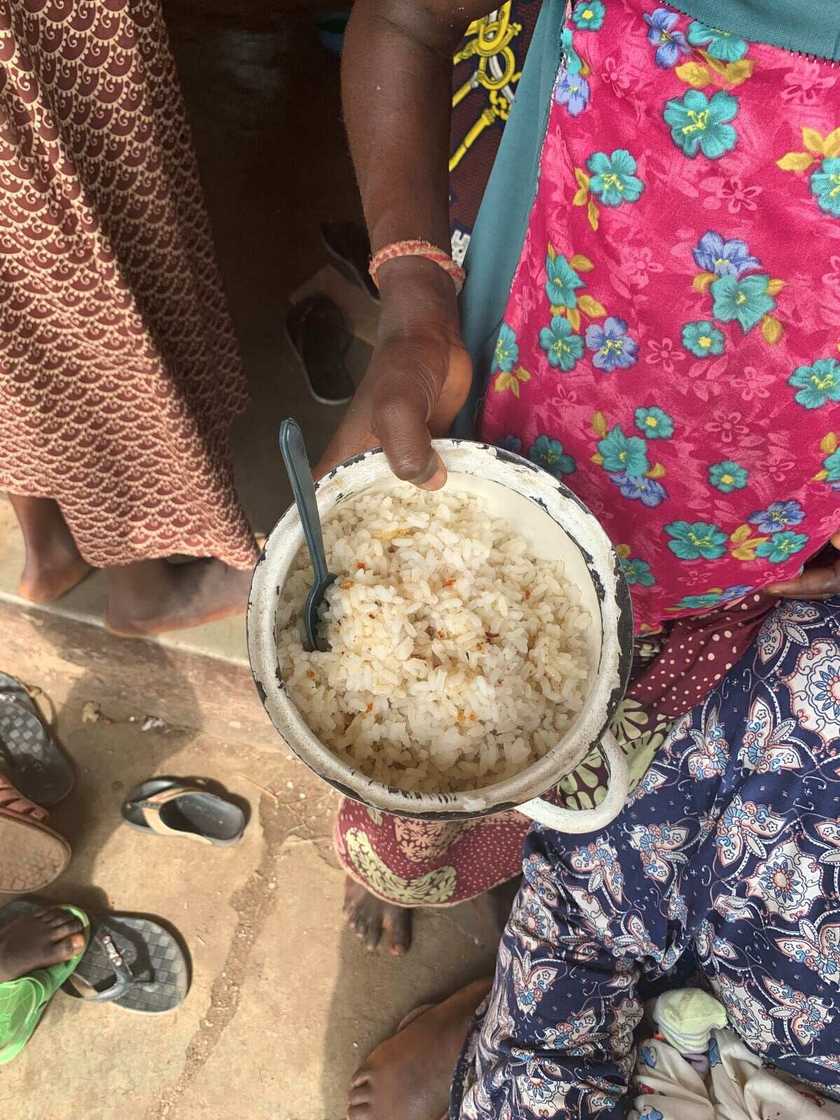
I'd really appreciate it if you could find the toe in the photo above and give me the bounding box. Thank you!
[52,932,86,962]
[49,916,84,942]
[383,910,412,957]
[349,906,382,951]
[348,1084,372,1104]
[362,917,383,951]
[44,908,72,926]
[347,1101,371,1119]
[351,1068,372,1089]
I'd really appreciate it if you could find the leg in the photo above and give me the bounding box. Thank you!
[336,799,531,956]
[105,557,251,637]
[348,978,491,1120]
[8,494,91,603]
[0,906,86,981]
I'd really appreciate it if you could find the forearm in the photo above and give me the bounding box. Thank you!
[342,0,489,257]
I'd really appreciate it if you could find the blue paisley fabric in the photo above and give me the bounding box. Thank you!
[452,598,840,1118]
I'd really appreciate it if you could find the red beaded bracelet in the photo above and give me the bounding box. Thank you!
[368,239,466,295]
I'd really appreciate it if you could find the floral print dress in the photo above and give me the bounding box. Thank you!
[480,0,840,632]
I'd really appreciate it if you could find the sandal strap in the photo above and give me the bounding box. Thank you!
[127,786,214,844]
[67,931,135,1003]
[0,680,55,728]
[0,775,47,821]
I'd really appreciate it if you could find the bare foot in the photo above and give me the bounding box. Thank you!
[344,878,412,955]
[0,907,86,981]
[18,551,92,604]
[348,978,492,1120]
[105,558,252,637]
[8,494,92,603]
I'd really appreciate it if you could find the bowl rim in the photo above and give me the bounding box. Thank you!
[247,438,634,820]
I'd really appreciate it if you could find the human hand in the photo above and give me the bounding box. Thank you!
[313,258,471,487]
[766,532,840,599]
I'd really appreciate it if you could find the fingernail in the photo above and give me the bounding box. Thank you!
[413,453,447,490]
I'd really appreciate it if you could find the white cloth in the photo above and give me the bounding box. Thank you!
[630,1031,840,1120]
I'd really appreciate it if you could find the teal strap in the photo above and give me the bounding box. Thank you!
[667,0,840,62]
[453,0,566,437]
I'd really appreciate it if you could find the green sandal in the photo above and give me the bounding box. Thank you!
[0,901,89,1064]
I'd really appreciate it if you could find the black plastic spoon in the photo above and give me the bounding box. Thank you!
[279,418,336,652]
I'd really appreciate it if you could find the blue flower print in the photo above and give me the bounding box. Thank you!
[709,460,748,492]
[643,8,689,67]
[586,150,644,206]
[749,500,805,533]
[635,406,674,439]
[789,359,840,409]
[621,556,655,587]
[666,521,728,560]
[498,435,522,455]
[756,531,808,563]
[711,274,774,332]
[639,1045,658,1068]
[598,427,650,477]
[825,448,840,481]
[529,435,576,477]
[572,0,605,31]
[687,21,748,61]
[693,232,759,278]
[560,27,582,75]
[555,29,589,115]
[640,1109,664,1120]
[810,158,840,217]
[682,320,725,358]
[539,316,584,371]
[664,90,738,159]
[555,70,591,116]
[585,317,639,371]
[493,322,519,373]
[611,471,666,507]
[545,252,584,309]
[676,585,751,610]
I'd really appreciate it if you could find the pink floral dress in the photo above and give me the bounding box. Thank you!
[480,0,840,631]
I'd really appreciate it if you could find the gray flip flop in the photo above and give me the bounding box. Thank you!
[0,674,74,806]
[121,778,246,846]
[63,913,190,1014]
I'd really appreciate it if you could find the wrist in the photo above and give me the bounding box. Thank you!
[377,257,460,334]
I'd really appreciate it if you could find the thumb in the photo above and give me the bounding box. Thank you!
[372,378,447,490]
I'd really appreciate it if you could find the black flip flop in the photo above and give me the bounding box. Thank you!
[63,912,190,1014]
[286,294,356,406]
[121,778,247,846]
[0,673,74,806]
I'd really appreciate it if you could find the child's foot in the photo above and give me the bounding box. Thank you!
[344,878,412,955]
[0,907,86,982]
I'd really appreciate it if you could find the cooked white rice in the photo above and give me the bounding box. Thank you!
[276,484,592,794]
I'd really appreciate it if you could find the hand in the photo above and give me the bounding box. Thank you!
[767,532,840,600]
[313,258,472,487]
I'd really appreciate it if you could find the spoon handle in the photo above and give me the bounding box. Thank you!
[279,418,330,586]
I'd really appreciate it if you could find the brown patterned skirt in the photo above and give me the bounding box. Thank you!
[0,0,256,569]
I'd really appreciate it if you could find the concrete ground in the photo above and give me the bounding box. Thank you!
[1,8,501,1119]
[0,597,500,1120]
